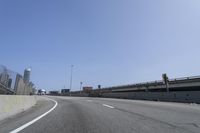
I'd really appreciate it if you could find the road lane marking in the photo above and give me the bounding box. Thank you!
[10,97,58,133]
[102,104,115,109]
[86,100,93,102]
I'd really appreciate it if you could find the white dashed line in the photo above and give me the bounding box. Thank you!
[86,100,93,102]
[102,104,115,109]
[10,97,58,133]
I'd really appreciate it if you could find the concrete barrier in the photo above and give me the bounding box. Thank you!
[0,95,37,121]
[101,91,200,103]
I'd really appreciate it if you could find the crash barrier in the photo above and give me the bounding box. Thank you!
[0,95,37,121]
[101,91,200,103]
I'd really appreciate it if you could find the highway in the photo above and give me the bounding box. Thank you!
[0,96,200,133]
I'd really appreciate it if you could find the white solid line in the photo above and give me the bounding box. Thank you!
[10,97,58,133]
[102,104,115,109]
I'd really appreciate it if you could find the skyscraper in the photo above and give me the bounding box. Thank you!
[23,68,31,83]
[8,78,12,88]
[0,70,9,86]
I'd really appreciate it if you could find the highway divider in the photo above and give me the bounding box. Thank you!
[0,95,37,121]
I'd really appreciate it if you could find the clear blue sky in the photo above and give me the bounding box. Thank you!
[0,0,200,91]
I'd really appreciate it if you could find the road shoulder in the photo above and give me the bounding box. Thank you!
[0,96,55,133]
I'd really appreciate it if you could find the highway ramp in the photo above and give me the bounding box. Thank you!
[0,96,200,133]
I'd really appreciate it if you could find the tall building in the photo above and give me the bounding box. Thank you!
[23,68,31,83]
[8,78,12,88]
[14,74,22,94]
[0,70,9,86]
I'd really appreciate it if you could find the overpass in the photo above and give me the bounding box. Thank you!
[69,75,200,103]
[102,75,200,92]
[0,82,14,94]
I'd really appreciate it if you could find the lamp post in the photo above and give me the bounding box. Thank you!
[80,81,83,94]
[69,65,74,92]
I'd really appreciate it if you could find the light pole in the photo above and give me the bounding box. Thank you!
[80,82,83,94]
[69,65,74,92]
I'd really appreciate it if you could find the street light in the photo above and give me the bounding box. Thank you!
[69,65,74,92]
[80,81,83,94]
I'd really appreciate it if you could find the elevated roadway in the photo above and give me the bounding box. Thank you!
[1,96,200,133]
[102,75,200,92]
[0,83,14,94]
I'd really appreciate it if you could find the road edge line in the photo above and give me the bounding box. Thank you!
[10,97,58,133]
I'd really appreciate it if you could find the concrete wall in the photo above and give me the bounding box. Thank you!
[101,91,200,103]
[70,92,89,97]
[0,95,37,121]
[61,90,200,104]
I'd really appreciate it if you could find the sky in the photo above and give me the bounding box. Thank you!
[0,0,200,91]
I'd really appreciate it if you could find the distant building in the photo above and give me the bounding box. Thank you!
[8,78,12,88]
[14,74,22,94]
[16,78,26,95]
[61,89,70,95]
[49,91,59,95]
[98,85,101,89]
[83,86,93,93]
[23,68,31,83]
[0,66,36,95]
[0,71,9,86]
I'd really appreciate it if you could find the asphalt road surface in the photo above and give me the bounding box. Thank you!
[0,96,200,133]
